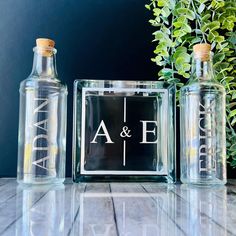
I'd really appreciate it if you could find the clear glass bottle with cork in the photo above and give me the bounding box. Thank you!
[17,38,67,185]
[180,43,226,185]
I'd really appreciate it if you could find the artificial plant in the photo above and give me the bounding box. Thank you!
[145,0,236,166]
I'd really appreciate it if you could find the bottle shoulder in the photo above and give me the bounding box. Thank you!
[20,76,67,93]
[180,80,225,94]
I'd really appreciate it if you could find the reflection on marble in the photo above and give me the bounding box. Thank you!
[178,185,228,236]
[16,185,65,236]
[70,184,179,236]
[0,179,236,236]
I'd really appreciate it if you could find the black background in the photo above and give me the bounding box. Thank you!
[0,0,234,178]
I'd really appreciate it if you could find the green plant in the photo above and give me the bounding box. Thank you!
[145,0,236,166]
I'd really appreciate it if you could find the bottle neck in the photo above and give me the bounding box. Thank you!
[30,47,58,78]
[191,53,214,81]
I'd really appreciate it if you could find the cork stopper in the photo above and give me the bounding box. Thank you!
[36,38,55,57]
[193,43,211,61]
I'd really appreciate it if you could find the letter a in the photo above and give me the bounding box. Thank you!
[91,120,114,144]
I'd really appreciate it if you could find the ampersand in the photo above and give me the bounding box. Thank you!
[120,126,132,138]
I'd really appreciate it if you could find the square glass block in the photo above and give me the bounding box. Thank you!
[73,80,176,183]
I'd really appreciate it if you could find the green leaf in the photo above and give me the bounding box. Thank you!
[162,6,171,17]
[161,68,174,76]
[215,36,225,43]
[229,83,236,88]
[153,8,161,16]
[183,24,192,33]
[151,58,156,63]
[173,46,187,59]
[195,29,203,35]
[230,143,236,151]
[208,31,219,42]
[228,102,236,108]
[149,19,159,26]
[182,72,190,78]
[229,110,236,118]
[202,21,220,32]
[232,92,236,100]
[173,29,186,37]
[157,0,166,7]
[220,76,235,83]
[200,0,208,3]
[198,3,205,14]
[153,31,165,40]
[231,117,236,126]
[222,16,236,31]
[202,13,211,22]
[145,4,151,10]
[162,26,171,35]
[230,150,236,157]
[175,55,191,70]
[228,57,236,62]
[176,8,195,20]
[213,53,225,62]
[183,63,191,71]
[191,37,202,45]
[176,82,184,87]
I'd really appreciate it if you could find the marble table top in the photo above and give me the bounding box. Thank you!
[0,179,236,236]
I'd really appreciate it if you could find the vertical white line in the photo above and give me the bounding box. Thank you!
[124,97,126,123]
[123,140,126,166]
[123,97,127,167]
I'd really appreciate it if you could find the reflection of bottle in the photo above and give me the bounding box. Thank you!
[180,185,227,235]
[17,38,67,185]
[180,43,226,185]
[15,185,65,236]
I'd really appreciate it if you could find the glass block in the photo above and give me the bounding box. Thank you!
[73,80,176,183]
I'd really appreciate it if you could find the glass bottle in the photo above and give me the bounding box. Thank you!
[180,43,226,185]
[17,38,67,185]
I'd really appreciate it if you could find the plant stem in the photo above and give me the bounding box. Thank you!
[191,0,207,43]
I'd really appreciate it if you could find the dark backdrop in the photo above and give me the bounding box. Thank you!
[0,0,157,177]
[0,0,234,178]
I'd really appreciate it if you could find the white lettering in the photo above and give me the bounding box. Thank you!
[198,101,216,173]
[34,98,49,113]
[33,134,49,151]
[140,120,158,144]
[33,119,48,132]
[32,155,50,170]
[91,120,114,144]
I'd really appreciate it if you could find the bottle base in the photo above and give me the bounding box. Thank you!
[181,177,226,186]
[73,174,176,183]
[17,175,65,186]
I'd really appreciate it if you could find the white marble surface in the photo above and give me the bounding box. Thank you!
[0,179,236,236]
